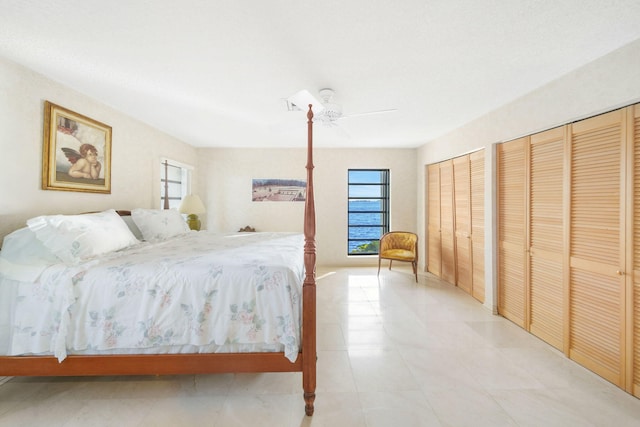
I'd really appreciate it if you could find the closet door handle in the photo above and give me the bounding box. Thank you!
[616,270,624,276]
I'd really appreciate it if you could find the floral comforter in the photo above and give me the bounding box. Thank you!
[7,232,304,362]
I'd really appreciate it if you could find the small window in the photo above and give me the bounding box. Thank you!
[160,159,191,209]
[348,169,390,255]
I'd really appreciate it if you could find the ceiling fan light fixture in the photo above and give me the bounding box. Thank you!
[321,102,342,121]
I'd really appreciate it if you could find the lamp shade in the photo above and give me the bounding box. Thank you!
[179,194,206,215]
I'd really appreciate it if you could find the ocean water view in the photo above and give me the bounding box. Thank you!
[348,199,385,253]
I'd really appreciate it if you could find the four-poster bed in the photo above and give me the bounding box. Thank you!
[0,107,318,415]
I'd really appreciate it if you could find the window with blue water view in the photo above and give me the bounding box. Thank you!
[348,169,389,255]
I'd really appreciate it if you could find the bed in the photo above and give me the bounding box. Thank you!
[0,108,318,415]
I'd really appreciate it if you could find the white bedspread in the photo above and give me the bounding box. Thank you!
[3,232,304,362]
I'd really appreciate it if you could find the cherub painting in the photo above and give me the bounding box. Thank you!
[54,116,105,182]
[62,144,102,179]
[42,101,112,193]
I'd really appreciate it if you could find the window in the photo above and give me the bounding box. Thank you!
[348,169,390,255]
[160,159,192,209]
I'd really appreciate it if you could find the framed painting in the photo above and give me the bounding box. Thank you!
[42,101,112,193]
[252,178,306,201]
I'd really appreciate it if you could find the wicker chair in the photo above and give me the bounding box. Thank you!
[377,231,418,282]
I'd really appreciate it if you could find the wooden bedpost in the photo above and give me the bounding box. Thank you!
[302,104,317,416]
[163,160,170,210]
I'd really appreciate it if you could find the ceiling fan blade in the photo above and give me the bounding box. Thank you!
[343,108,398,119]
[313,115,351,138]
[333,124,351,139]
[287,90,325,114]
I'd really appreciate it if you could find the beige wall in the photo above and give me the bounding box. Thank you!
[417,38,640,311]
[198,147,417,266]
[0,57,198,244]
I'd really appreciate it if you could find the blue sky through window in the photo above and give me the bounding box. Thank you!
[348,170,385,197]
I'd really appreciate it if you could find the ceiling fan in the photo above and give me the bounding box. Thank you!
[286,88,397,127]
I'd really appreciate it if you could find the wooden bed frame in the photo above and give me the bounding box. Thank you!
[0,107,318,416]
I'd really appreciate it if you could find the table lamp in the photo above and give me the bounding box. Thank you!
[179,194,206,230]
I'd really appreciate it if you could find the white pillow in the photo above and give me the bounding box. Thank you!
[0,226,59,265]
[0,227,60,281]
[131,208,190,242]
[26,209,139,264]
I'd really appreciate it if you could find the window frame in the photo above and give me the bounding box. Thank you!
[160,158,193,210]
[347,168,390,256]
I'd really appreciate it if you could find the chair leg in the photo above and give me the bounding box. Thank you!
[377,257,381,276]
[388,260,393,271]
[413,261,417,282]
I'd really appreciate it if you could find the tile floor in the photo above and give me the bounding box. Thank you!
[1,267,640,426]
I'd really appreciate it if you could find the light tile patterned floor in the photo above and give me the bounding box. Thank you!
[1,267,640,426]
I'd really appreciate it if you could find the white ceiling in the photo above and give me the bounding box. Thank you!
[1,1,640,148]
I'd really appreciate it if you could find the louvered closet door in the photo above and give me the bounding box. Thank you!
[569,109,626,387]
[440,160,456,284]
[470,149,485,302]
[427,164,442,277]
[529,127,565,351]
[632,104,640,397]
[454,156,472,294]
[497,138,527,328]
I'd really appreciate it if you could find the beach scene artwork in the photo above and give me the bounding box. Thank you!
[252,179,306,202]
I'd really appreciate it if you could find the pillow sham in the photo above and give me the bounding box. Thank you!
[131,208,190,242]
[26,209,139,264]
[0,226,59,265]
[0,226,60,281]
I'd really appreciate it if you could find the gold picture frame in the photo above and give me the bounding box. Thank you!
[42,101,112,193]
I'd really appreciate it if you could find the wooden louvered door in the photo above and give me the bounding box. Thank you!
[497,138,527,328]
[568,109,627,387]
[453,156,472,294]
[528,127,565,351]
[632,104,640,397]
[440,160,456,284]
[427,164,442,277]
[470,150,485,302]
